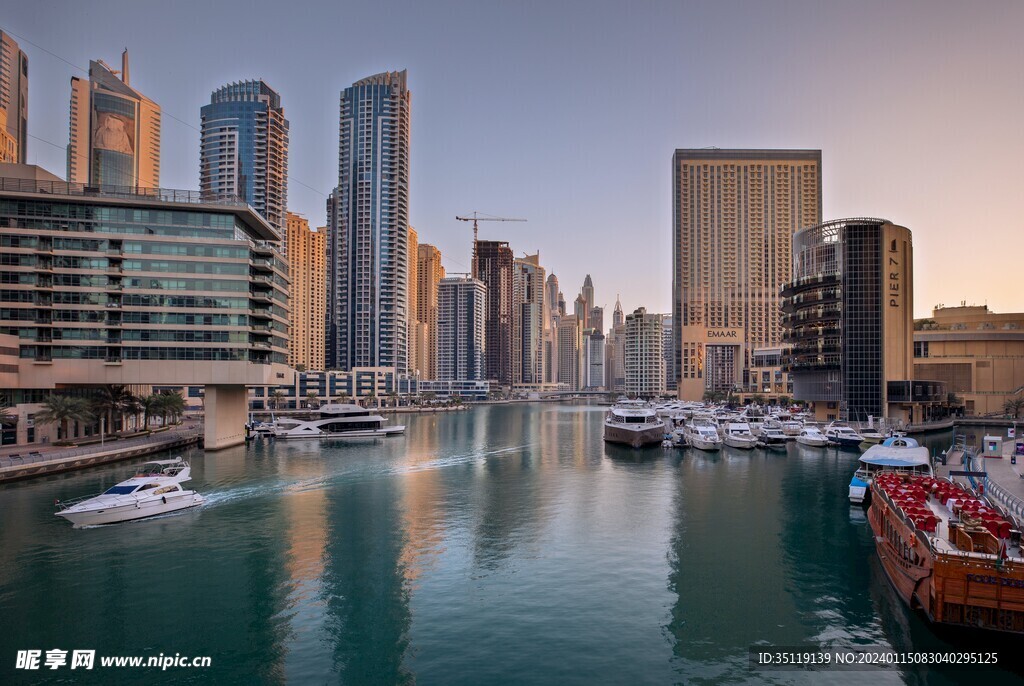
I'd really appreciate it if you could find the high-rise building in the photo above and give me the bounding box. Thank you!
[416,244,444,379]
[581,274,594,311]
[612,295,624,329]
[0,31,28,163]
[474,240,513,385]
[285,213,326,371]
[407,226,419,376]
[584,329,605,390]
[68,51,161,189]
[662,315,676,392]
[512,253,546,387]
[782,218,931,424]
[672,149,821,399]
[437,275,486,381]
[557,292,566,317]
[606,322,626,393]
[555,315,583,390]
[545,273,560,321]
[0,164,288,449]
[200,80,289,240]
[589,306,604,334]
[625,307,665,398]
[327,71,410,372]
[574,294,588,329]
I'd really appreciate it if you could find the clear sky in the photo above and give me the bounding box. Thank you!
[5,0,1023,318]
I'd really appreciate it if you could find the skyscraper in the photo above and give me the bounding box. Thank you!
[68,51,161,189]
[474,240,514,385]
[625,307,665,398]
[200,80,289,239]
[327,70,410,372]
[417,244,444,379]
[555,315,583,390]
[584,329,605,390]
[512,253,547,387]
[437,275,486,381]
[612,295,624,329]
[407,226,419,376]
[782,218,917,423]
[672,148,821,399]
[545,273,560,321]
[0,31,28,163]
[285,213,326,370]
[581,274,594,312]
[662,315,676,392]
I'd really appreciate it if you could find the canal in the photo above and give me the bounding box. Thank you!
[0,403,1020,684]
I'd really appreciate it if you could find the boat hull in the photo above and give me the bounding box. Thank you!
[829,436,863,448]
[724,436,757,450]
[688,438,721,451]
[603,422,666,448]
[796,436,829,447]
[57,493,205,528]
[274,426,406,439]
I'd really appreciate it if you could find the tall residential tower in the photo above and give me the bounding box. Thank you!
[200,80,289,239]
[0,31,28,163]
[285,213,326,371]
[327,70,410,372]
[672,148,821,399]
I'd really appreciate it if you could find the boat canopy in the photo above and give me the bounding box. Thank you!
[881,436,919,448]
[858,447,930,467]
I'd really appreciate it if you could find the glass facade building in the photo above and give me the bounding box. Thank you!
[0,170,288,379]
[327,71,410,373]
[782,218,919,422]
[200,80,289,240]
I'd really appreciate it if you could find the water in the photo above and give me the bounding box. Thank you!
[0,404,1020,685]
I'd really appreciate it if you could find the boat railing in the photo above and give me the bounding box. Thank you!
[54,492,107,511]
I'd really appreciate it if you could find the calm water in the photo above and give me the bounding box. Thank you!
[0,403,1020,685]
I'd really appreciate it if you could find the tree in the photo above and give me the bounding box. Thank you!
[269,390,287,411]
[35,395,94,441]
[1003,397,1024,419]
[122,393,144,432]
[387,391,398,408]
[153,391,186,426]
[305,390,320,409]
[90,384,131,434]
[142,394,161,429]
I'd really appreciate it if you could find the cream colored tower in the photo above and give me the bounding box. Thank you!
[407,226,420,376]
[417,244,445,379]
[672,149,821,400]
[68,51,160,189]
[286,213,327,370]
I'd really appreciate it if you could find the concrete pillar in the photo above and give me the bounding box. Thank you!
[204,385,248,450]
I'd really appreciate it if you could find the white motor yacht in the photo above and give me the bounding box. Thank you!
[272,404,405,438]
[757,425,789,449]
[722,422,758,450]
[604,403,667,448]
[55,458,204,528]
[825,422,865,448]
[795,426,829,447]
[685,421,723,451]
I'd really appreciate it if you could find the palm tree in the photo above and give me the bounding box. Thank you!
[305,390,320,409]
[386,391,398,408]
[90,384,131,434]
[269,390,287,411]
[152,391,186,426]
[1003,397,1024,419]
[121,393,144,432]
[142,394,161,429]
[35,395,94,441]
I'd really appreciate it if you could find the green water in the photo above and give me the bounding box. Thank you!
[0,404,1020,684]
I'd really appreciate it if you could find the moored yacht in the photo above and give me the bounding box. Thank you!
[604,403,667,448]
[795,426,829,447]
[685,421,723,451]
[55,458,204,528]
[272,404,405,438]
[757,424,788,449]
[825,422,864,448]
[722,422,758,450]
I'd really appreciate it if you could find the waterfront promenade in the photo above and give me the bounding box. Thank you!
[0,426,202,483]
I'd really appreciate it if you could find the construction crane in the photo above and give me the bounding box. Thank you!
[456,212,527,275]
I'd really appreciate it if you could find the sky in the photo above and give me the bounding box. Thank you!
[4,0,1023,318]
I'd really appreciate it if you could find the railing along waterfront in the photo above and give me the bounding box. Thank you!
[0,427,201,470]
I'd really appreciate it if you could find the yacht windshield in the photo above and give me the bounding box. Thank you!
[103,485,139,495]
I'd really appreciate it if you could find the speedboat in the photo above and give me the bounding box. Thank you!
[685,421,722,451]
[859,427,886,444]
[723,422,758,450]
[272,404,405,438]
[55,458,204,528]
[848,436,932,505]
[604,403,667,448]
[795,426,829,447]
[825,422,864,448]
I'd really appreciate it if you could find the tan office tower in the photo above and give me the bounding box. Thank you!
[0,31,28,163]
[417,244,444,379]
[68,50,161,189]
[407,226,420,376]
[555,315,583,391]
[672,149,821,400]
[512,253,547,387]
[286,213,327,370]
